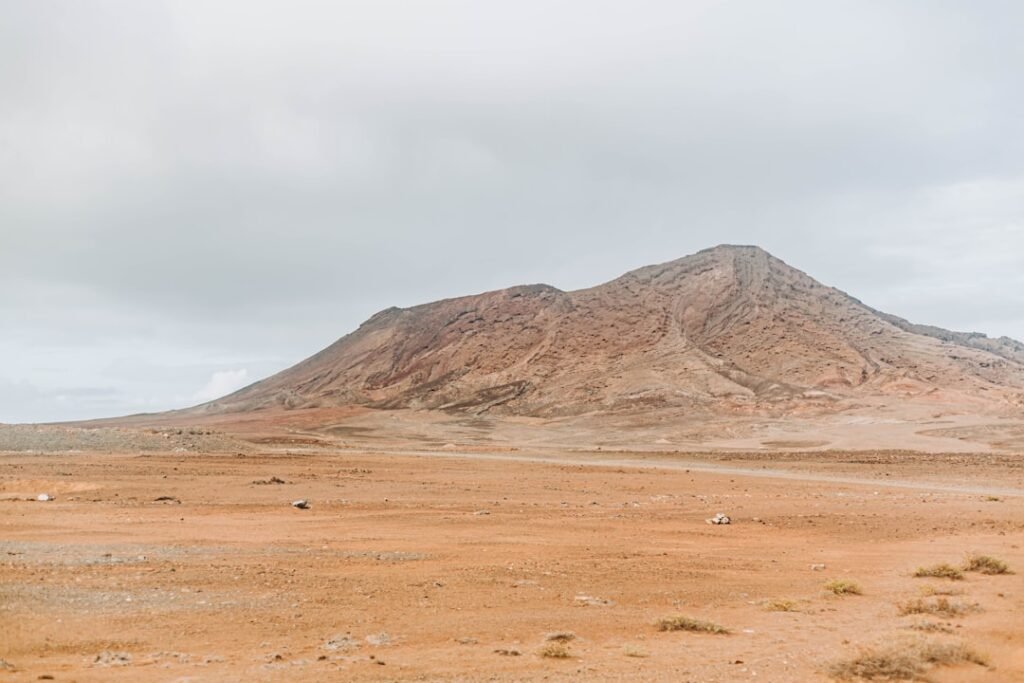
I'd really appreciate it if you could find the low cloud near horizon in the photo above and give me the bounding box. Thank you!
[2,1,1022,423]
[192,369,251,405]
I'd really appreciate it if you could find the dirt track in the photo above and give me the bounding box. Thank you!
[2,447,1023,682]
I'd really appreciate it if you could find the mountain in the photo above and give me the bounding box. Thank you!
[201,245,1024,417]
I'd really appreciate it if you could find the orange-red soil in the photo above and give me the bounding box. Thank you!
[2,446,1023,681]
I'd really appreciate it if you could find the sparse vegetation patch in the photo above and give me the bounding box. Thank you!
[898,597,978,618]
[657,616,729,634]
[963,554,1010,575]
[912,563,963,580]
[825,579,862,596]
[539,643,571,659]
[828,637,986,681]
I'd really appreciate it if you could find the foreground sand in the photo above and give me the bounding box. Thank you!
[2,447,1023,682]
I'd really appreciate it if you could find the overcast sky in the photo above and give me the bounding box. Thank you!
[2,1,1022,423]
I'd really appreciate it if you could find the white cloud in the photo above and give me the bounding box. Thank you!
[192,369,250,403]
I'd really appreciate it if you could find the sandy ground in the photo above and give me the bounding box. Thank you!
[2,445,1023,682]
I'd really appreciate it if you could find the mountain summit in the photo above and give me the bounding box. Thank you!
[204,245,1024,417]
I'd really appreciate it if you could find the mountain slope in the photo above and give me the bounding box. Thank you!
[202,245,1024,417]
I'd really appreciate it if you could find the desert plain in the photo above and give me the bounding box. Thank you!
[5,246,1024,681]
[2,409,1023,682]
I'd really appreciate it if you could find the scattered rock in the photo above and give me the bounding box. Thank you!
[0,659,15,671]
[254,476,287,485]
[811,563,827,571]
[153,496,180,504]
[494,648,521,656]
[323,635,357,651]
[706,512,731,525]
[473,510,490,516]
[36,493,54,502]
[93,651,132,667]
[545,632,576,642]
[149,651,192,664]
[456,637,478,645]
[365,632,391,646]
[0,423,248,454]
[574,594,614,607]
[291,499,310,509]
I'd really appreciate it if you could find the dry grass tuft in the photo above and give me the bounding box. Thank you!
[538,643,571,659]
[915,639,987,666]
[828,647,920,680]
[623,645,649,658]
[963,554,1011,575]
[898,597,978,618]
[544,632,575,643]
[656,616,730,634]
[917,584,963,597]
[828,637,987,680]
[764,599,799,612]
[913,563,964,580]
[824,579,863,596]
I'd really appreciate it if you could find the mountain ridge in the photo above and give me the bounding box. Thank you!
[198,245,1024,417]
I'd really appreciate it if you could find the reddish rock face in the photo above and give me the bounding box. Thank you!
[198,245,1024,417]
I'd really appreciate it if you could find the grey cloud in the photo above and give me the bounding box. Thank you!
[0,377,121,424]
[2,0,1022,422]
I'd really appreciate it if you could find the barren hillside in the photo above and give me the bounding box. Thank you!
[199,245,1024,417]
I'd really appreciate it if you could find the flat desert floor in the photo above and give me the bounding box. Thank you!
[2,445,1023,681]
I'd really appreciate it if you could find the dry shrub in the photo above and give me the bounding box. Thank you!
[544,631,575,642]
[828,647,920,680]
[918,584,963,597]
[913,563,963,580]
[915,639,987,667]
[764,599,799,612]
[825,579,863,596]
[656,616,729,634]
[828,636,987,680]
[963,554,1011,575]
[898,597,978,618]
[538,643,571,659]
